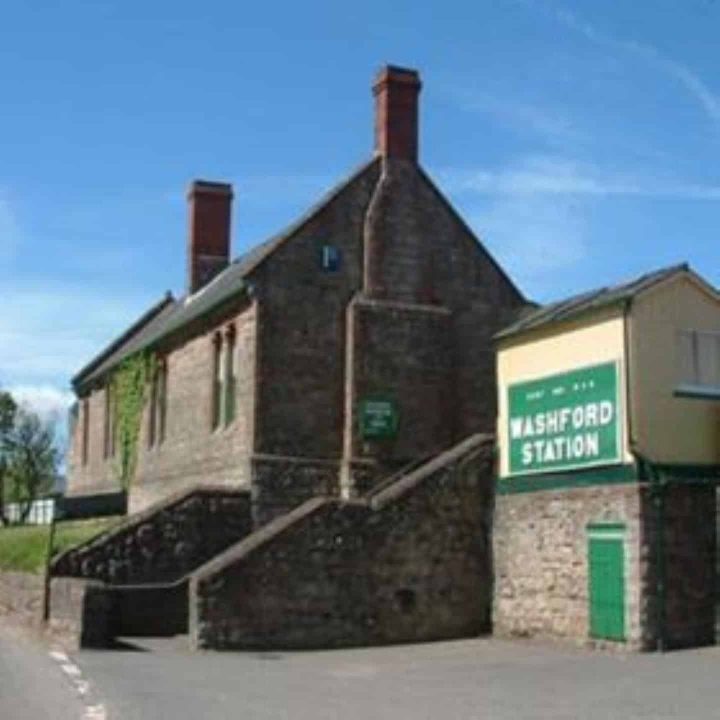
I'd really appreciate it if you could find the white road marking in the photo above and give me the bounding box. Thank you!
[61,662,82,677]
[83,705,107,720]
[48,650,107,719]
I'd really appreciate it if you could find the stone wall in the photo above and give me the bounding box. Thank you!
[493,484,651,650]
[47,577,113,648]
[251,160,382,460]
[0,571,44,625]
[52,487,252,584]
[250,456,341,526]
[342,297,453,476]
[190,434,494,650]
[649,484,716,649]
[494,480,718,652]
[67,384,122,497]
[130,299,257,513]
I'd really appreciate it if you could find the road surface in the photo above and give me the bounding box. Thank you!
[2,620,720,719]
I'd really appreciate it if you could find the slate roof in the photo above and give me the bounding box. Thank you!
[72,158,379,391]
[495,263,690,341]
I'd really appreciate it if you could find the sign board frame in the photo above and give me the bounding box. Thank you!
[506,360,623,477]
[359,396,399,440]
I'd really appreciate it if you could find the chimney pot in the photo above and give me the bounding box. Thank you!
[187,180,233,294]
[373,65,422,162]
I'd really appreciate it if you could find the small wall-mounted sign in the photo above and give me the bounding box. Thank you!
[360,397,399,439]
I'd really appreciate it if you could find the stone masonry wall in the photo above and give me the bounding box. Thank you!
[343,297,453,474]
[130,299,257,513]
[52,487,252,585]
[0,571,44,625]
[190,435,494,650]
[48,577,113,648]
[250,457,341,526]
[493,484,651,650]
[251,160,382,460]
[647,484,716,649]
[67,384,121,497]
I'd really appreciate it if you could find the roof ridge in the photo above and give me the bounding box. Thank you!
[72,292,176,387]
[495,262,691,341]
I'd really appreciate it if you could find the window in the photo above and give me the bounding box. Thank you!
[212,333,223,429]
[148,359,168,447]
[321,245,341,272]
[675,329,720,398]
[157,360,168,443]
[211,326,237,429]
[81,398,90,466]
[224,326,236,426]
[103,383,115,459]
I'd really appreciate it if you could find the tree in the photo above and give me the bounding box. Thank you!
[0,390,17,525]
[3,406,59,524]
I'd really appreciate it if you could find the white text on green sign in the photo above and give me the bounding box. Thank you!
[507,361,621,475]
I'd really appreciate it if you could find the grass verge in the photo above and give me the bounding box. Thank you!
[0,516,122,574]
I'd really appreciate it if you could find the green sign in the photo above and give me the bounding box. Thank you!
[507,361,621,476]
[360,397,398,439]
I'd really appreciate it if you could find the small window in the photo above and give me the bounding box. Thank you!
[321,245,341,272]
[211,334,223,429]
[81,398,90,466]
[103,383,115,459]
[157,360,168,443]
[224,326,236,426]
[148,359,168,447]
[675,329,720,399]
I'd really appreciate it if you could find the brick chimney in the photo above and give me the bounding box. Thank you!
[187,180,233,294]
[373,65,422,162]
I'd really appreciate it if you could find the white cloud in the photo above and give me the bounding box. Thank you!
[554,6,720,129]
[7,385,74,426]
[455,91,583,147]
[472,194,589,292]
[440,155,720,199]
[0,284,155,388]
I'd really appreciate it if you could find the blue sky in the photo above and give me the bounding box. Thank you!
[1,0,720,431]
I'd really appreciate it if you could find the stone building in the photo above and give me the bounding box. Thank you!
[49,66,528,650]
[65,65,526,522]
[493,264,720,650]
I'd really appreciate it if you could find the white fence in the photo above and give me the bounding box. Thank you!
[4,497,56,525]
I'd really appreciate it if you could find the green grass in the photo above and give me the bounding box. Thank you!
[0,516,122,574]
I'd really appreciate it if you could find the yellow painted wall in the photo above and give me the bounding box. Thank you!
[629,273,720,464]
[496,307,631,477]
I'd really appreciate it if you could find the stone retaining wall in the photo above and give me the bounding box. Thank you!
[48,577,112,648]
[0,571,44,625]
[190,434,494,650]
[51,487,252,584]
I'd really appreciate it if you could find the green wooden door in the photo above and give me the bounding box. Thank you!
[588,525,626,641]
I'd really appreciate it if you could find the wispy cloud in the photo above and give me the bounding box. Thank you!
[8,385,74,426]
[454,91,583,147]
[474,194,588,286]
[0,284,155,388]
[554,6,720,128]
[441,155,720,199]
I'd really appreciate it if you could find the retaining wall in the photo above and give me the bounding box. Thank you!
[190,434,494,650]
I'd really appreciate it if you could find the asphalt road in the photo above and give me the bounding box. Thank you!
[3,624,720,719]
[0,621,87,720]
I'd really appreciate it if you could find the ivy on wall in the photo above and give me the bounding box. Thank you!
[112,351,156,490]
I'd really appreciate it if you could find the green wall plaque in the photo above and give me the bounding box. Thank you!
[507,361,622,476]
[360,397,399,439]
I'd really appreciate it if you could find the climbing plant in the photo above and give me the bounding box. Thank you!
[112,351,156,490]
